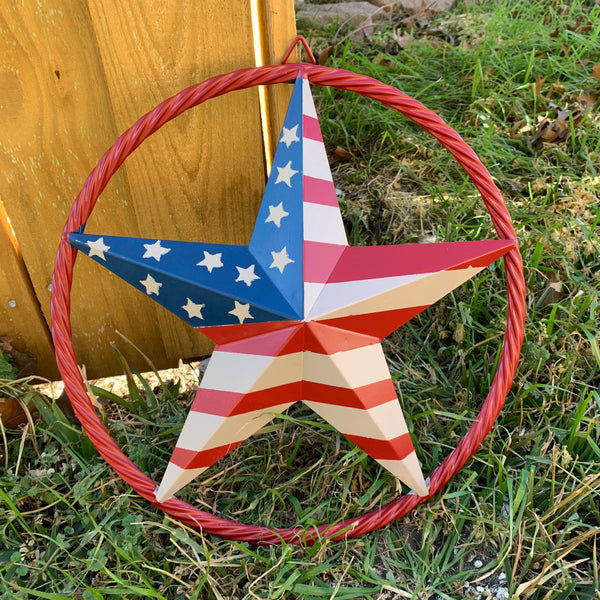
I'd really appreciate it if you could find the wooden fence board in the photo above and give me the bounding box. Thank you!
[259,0,298,159]
[0,1,156,379]
[0,210,57,378]
[0,1,297,379]
[84,0,269,372]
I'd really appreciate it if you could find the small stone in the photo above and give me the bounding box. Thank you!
[198,358,210,382]
[369,0,395,8]
[474,559,483,568]
[387,0,456,12]
[296,2,383,26]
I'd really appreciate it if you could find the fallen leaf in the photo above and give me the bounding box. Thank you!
[504,179,525,193]
[545,82,567,100]
[522,93,596,149]
[567,17,591,35]
[540,116,568,143]
[373,53,395,67]
[0,336,37,378]
[329,146,354,164]
[394,29,412,49]
[539,281,564,307]
[535,74,547,96]
[350,15,375,42]
[317,45,335,66]
[561,43,570,57]
[0,395,36,428]
[592,63,600,82]
[398,2,434,25]
[577,93,598,110]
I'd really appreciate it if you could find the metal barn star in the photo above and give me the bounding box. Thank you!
[70,77,514,503]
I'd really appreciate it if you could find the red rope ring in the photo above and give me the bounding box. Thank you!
[51,64,526,544]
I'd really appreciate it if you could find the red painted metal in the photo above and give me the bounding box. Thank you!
[281,35,317,65]
[51,63,526,544]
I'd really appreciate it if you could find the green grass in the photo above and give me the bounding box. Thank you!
[2,0,600,598]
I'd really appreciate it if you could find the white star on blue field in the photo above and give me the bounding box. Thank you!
[69,78,306,328]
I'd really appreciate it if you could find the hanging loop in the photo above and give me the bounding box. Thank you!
[281,35,317,65]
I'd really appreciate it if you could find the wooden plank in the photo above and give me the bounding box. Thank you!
[258,0,298,161]
[87,0,268,243]
[0,205,57,378]
[0,1,177,379]
[0,1,297,379]
[84,0,273,374]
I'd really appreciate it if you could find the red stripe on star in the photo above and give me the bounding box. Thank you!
[304,321,379,353]
[170,442,243,470]
[303,115,323,141]
[214,324,303,356]
[344,432,415,461]
[303,176,339,207]
[303,379,396,410]
[447,240,515,270]
[190,383,303,417]
[303,241,346,283]
[209,322,381,356]
[199,321,301,345]
[317,306,429,339]
[327,240,515,282]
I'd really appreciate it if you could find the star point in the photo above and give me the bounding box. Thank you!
[235,264,260,286]
[270,246,294,273]
[140,274,161,296]
[229,301,253,324]
[86,237,110,260]
[275,160,298,187]
[265,202,289,228]
[197,251,223,273]
[143,240,171,261]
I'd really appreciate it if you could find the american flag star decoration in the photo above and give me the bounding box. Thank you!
[69,76,516,504]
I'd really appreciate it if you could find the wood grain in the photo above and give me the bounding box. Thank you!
[0,1,167,378]
[259,0,298,160]
[0,0,297,378]
[0,205,57,378]
[85,0,270,373]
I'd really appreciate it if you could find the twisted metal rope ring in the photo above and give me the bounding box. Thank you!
[51,63,526,544]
